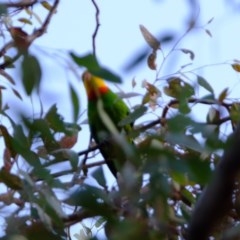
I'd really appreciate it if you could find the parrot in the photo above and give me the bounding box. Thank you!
[82,70,133,178]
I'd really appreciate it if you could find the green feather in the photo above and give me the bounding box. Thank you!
[87,89,133,177]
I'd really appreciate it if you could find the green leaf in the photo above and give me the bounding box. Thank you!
[166,133,204,153]
[38,187,65,226]
[118,105,147,126]
[164,78,194,114]
[22,53,41,95]
[167,114,193,133]
[179,99,191,114]
[164,77,194,99]
[230,103,240,124]
[186,157,212,185]
[69,84,80,122]
[54,149,78,170]
[95,217,106,228]
[92,167,106,188]
[70,52,121,83]
[45,105,66,132]
[0,4,7,15]
[3,55,15,68]
[66,184,111,216]
[197,76,214,94]
[70,52,100,70]
[90,67,121,83]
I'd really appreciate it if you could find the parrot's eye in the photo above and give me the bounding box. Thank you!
[82,71,91,82]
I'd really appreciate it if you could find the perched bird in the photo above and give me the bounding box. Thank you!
[82,71,133,178]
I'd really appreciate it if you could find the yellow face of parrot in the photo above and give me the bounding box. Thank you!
[82,71,109,100]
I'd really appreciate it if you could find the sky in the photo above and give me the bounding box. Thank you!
[1,0,240,238]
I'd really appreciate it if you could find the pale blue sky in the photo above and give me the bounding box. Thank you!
[1,0,240,238]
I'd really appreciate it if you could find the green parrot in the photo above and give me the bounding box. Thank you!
[82,71,133,178]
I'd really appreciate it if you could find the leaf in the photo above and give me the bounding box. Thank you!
[69,84,80,122]
[118,105,147,126]
[167,114,193,133]
[180,48,195,60]
[132,78,136,88]
[164,77,194,99]
[95,217,106,228]
[123,33,175,72]
[205,29,212,38]
[22,53,41,95]
[12,88,23,100]
[3,55,15,69]
[230,103,240,124]
[92,167,106,188]
[91,68,121,83]
[65,150,78,170]
[147,51,157,70]
[45,104,66,132]
[18,18,32,25]
[24,221,64,239]
[66,184,111,216]
[206,107,220,123]
[207,17,214,24]
[0,4,7,15]
[59,134,78,149]
[197,76,214,94]
[139,24,160,50]
[232,63,240,72]
[38,186,66,223]
[25,7,42,24]
[117,92,141,99]
[0,125,17,158]
[70,53,121,83]
[12,125,42,168]
[41,1,53,11]
[218,87,228,102]
[70,52,99,70]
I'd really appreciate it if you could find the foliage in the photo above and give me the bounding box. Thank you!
[0,1,239,240]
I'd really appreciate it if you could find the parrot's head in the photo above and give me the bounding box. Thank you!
[82,71,109,100]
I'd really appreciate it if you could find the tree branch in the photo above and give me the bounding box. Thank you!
[2,0,37,8]
[28,0,59,43]
[162,97,231,119]
[63,209,98,227]
[91,0,100,56]
[187,122,240,239]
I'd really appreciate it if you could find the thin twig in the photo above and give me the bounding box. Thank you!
[0,42,14,57]
[161,98,231,119]
[28,0,59,43]
[49,160,105,180]
[0,0,59,69]
[91,0,100,56]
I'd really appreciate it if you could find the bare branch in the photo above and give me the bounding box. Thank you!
[91,0,100,56]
